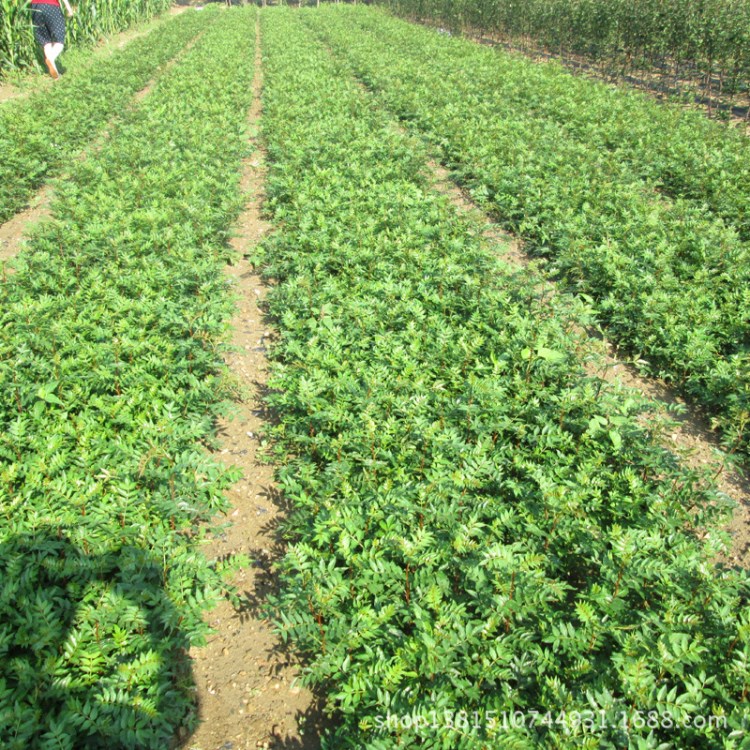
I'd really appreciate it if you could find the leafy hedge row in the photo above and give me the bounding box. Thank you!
[305,6,750,462]
[0,0,172,77]
[0,8,209,225]
[0,7,255,747]
[381,0,750,104]
[259,8,750,749]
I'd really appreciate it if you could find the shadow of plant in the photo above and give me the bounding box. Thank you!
[0,527,197,749]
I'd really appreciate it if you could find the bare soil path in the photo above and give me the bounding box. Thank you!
[0,186,52,266]
[183,16,324,750]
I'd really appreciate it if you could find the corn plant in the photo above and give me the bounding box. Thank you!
[0,0,30,72]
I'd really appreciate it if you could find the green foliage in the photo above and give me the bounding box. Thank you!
[306,5,750,462]
[380,0,750,103]
[0,8,256,747]
[0,8,210,225]
[260,8,750,749]
[0,0,174,77]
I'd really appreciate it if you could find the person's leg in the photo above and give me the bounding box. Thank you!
[31,5,58,79]
[48,6,66,59]
[42,5,66,77]
[47,43,65,64]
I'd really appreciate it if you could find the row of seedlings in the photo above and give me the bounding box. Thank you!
[0,9,256,748]
[305,6,750,463]
[259,9,750,749]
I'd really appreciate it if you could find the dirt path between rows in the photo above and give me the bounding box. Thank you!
[0,186,52,266]
[183,16,324,750]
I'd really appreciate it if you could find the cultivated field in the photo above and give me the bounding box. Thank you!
[1,5,749,749]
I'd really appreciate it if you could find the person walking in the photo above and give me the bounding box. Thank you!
[30,0,74,80]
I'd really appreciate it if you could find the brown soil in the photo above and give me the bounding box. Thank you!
[0,186,53,267]
[183,17,325,750]
[592,350,750,567]
[425,158,750,567]
[0,81,23,104]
